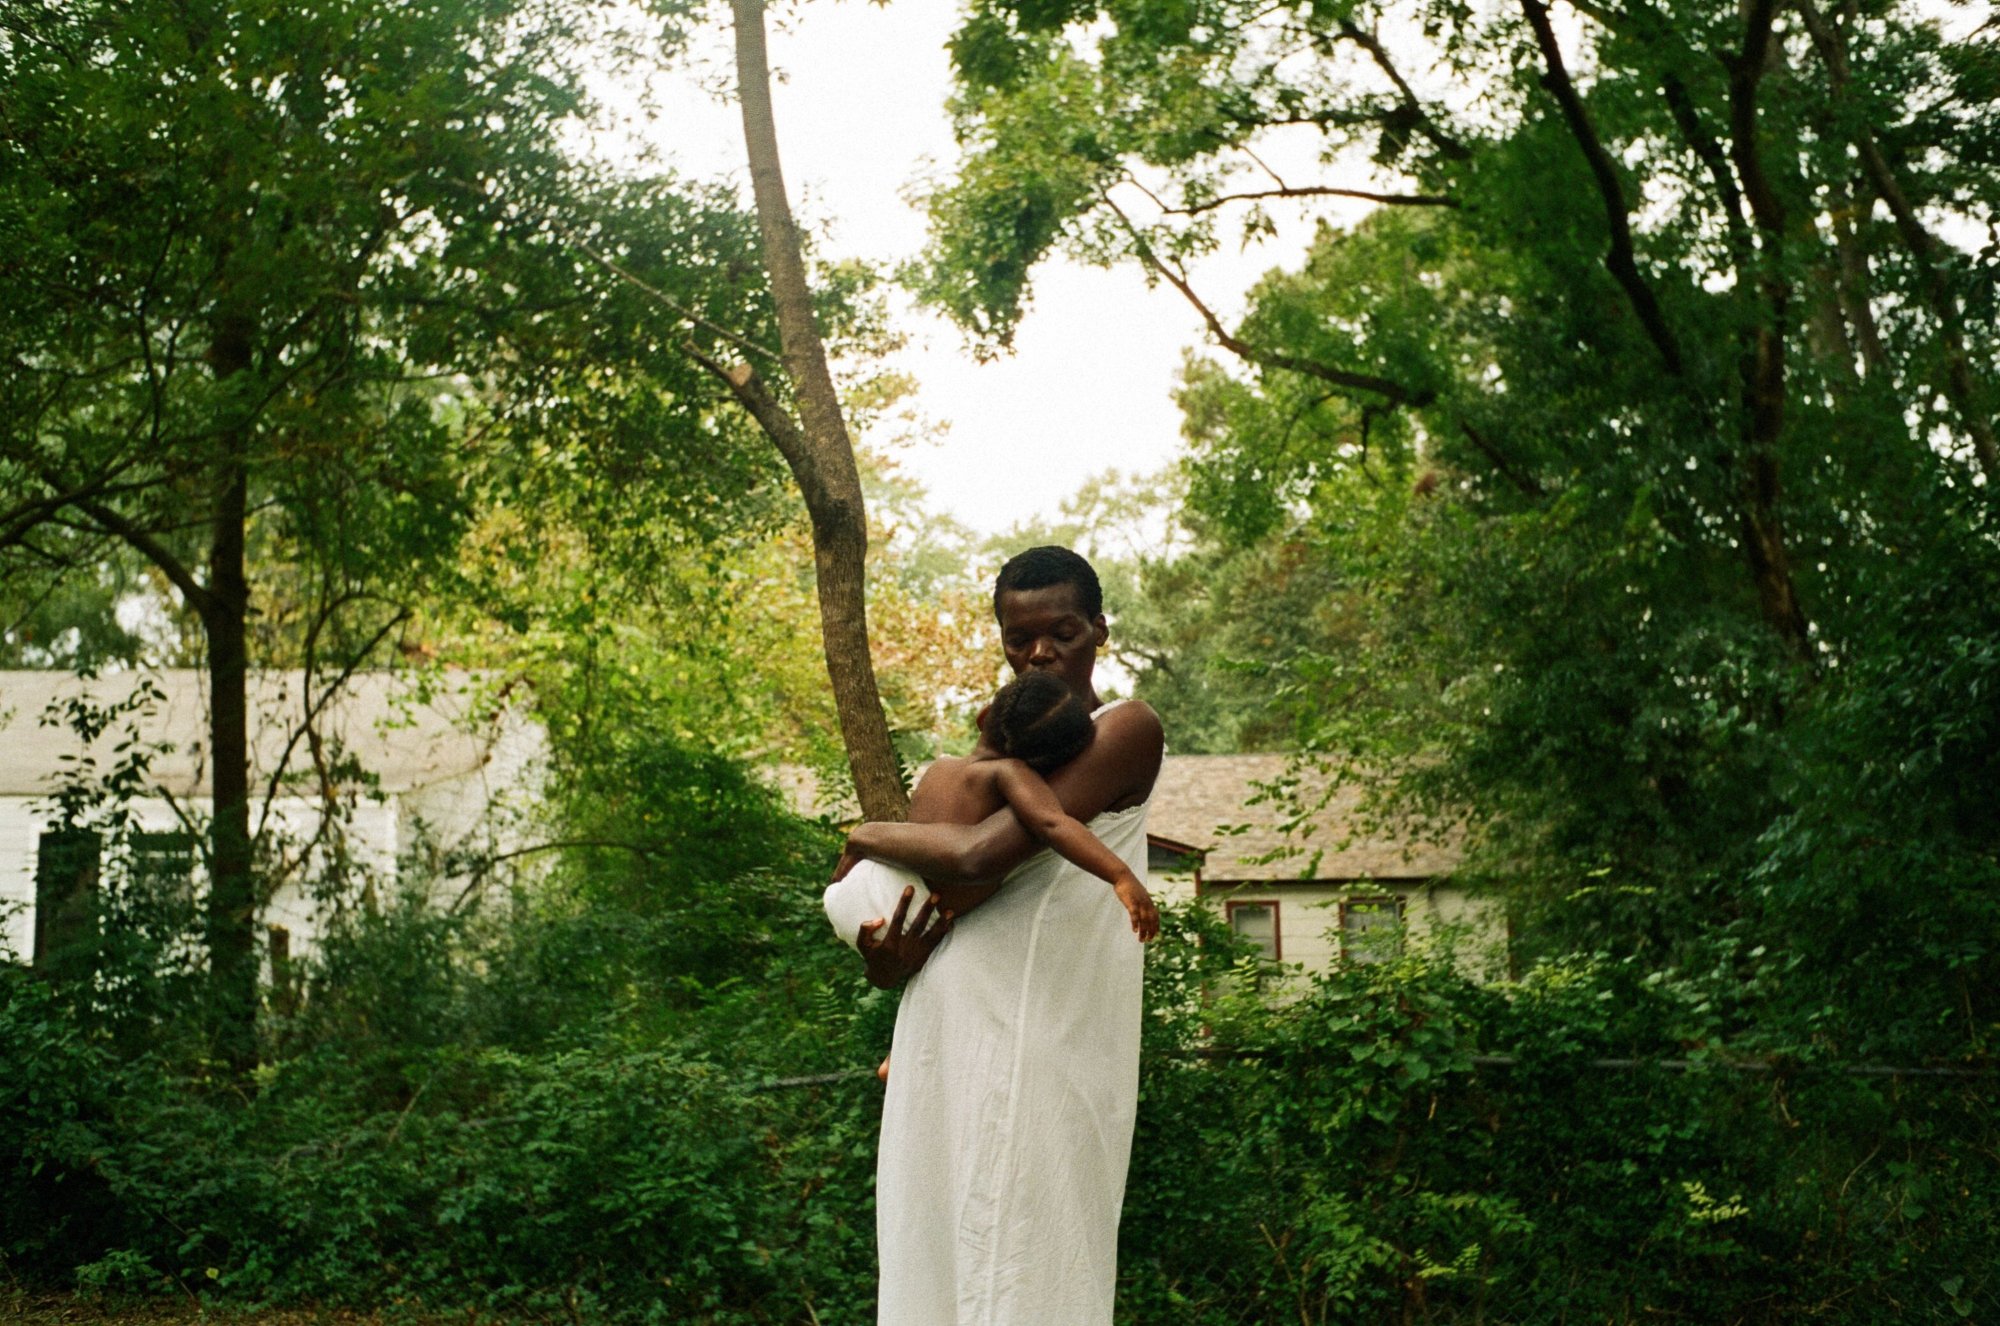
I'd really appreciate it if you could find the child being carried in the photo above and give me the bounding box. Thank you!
[823,669,1160,963]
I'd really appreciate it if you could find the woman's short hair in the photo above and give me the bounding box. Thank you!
[988,670,1095,773]
[993,546,1103,621]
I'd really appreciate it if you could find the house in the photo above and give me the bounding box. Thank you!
[1145,754,1504,978]
[0,669,544,966]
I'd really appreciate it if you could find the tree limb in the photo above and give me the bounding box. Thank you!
[1459,421,1545,499]
[1724,0,1813,667]
[1335,19,1472,161]
[680,340,814,478]
[1163,184,1456,216]
[1727,0,1786,237]
[70,497,214,618]
[1518,0,1685,376]
[1660,74,1751,265]
[254,599,409,849]
[569,232,782,366]
[1103,191,1432,407]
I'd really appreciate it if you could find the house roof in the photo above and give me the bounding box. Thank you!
[1145,754,1461,882]
[0,669,517,799]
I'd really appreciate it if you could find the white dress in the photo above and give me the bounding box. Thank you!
[824,725,1150,1326]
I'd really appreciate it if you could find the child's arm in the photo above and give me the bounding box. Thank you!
[991,760,1159,940]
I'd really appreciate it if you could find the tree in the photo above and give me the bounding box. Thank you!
[713,0,907,821]
[918,0,2000,1049]
[0,0,795,1066]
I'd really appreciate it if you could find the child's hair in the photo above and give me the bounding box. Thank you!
[988,670,1095,773]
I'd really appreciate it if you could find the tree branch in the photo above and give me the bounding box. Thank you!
[1727,0,1786,237]
[569,232,782,366]
[1164,184,1456,217]
[1659,74,1751,265]
[1103,191,1432,408]
[1724,0,1814,667]
[67,497,214,619]
[678,340,813,478]
[254,599,409,848]
[1459,421,1545,499]
[1335,19,1472,161]
[1796,0,1998,483]
[1518,0,1686,376]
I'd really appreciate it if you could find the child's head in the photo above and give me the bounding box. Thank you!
[986,670,1095,773]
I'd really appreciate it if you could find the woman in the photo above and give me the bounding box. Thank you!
[837,546,1165,1326]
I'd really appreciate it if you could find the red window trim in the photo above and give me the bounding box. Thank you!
[1224,898,1282,962]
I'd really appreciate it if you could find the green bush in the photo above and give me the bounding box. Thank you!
[1120,943,2000,1325]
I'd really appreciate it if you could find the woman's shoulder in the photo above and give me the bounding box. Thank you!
[1084,699,1164,809]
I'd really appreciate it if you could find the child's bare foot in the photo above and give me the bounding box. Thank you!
[877,1054,891,1083]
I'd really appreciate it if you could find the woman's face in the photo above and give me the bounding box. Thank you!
[997,583,1108,701]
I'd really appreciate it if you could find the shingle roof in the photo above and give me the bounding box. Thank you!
[1146,753,1461,882]
[0,670,514,798]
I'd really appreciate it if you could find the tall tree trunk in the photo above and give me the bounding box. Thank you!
[1725,0,1814,668]
[204,315,258,1072]
[1525,0,1813,666]
[728,0,908,822]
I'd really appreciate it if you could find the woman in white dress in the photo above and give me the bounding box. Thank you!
[831,547,1165,1326]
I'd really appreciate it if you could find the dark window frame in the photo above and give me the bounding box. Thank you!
[1338,893,1404,965]
[33,827,102,970]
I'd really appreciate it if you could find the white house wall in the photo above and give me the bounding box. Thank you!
[1,671,550,964]
[1,793,405,962]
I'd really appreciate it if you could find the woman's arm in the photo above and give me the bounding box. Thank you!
[846,702,1164,884]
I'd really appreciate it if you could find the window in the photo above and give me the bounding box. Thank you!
[1340,896,1402,965]
[130,831,196,902]
[34,828,101,970]
[1226,900,1281,962]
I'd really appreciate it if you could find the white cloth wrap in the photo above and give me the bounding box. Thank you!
[823,858,931,953]
[864,773,1150,1324]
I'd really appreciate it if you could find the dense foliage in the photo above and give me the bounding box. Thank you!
[6,875,1995,1323]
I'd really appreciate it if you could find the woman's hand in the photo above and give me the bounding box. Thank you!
[857,885,953,989]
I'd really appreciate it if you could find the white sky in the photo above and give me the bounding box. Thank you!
[588,1,1352,537]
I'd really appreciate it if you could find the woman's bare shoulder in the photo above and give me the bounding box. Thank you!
[1092,698,1165,748]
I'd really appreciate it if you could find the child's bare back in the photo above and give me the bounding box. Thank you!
[844,672,1160,1083]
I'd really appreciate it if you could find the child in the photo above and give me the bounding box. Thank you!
[824,668,1159,958]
